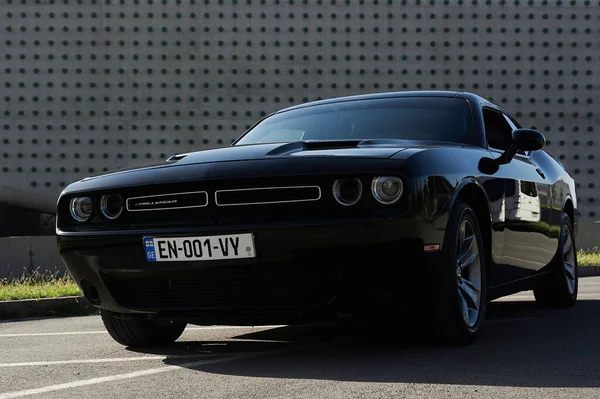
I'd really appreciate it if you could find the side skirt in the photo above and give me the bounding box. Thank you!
[487,271,552,301]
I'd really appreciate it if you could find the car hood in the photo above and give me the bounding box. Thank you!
[170,138,464,164]
[61,140,457,194]
[171,140,408,165]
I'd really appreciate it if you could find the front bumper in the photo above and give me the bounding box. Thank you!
[58,217,441,323]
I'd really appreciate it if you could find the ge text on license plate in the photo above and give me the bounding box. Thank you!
[143,234,255,262]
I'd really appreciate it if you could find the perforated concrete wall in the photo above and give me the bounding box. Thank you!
[1,0,599,219]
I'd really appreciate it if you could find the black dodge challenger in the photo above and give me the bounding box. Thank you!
[57,91,578,347]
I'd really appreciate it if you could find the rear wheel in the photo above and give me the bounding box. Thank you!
[429,202,487,345]
[100,310,187,347]
[533,212,578,307]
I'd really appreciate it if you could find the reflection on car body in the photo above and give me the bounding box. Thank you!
[506,180,542,223]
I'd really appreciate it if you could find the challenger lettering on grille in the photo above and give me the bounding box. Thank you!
[126,191,208,211]
[135,200,178,207]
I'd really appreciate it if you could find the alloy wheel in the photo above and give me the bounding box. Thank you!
[456,219,482,329]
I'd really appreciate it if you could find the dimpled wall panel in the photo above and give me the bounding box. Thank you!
[0,0,599,219]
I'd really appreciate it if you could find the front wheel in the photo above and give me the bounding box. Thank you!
[101,310,187,347]
[429,202,487,345]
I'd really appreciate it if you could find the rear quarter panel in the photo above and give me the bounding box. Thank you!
[531,150,579,242]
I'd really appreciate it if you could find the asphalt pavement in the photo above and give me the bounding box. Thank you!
[1,277,600,399]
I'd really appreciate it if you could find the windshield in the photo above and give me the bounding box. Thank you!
[235,97,473,146]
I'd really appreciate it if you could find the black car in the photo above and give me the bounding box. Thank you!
[57,91,578,347]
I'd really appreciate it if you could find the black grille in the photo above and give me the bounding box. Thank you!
[215,186,321,206]
[105,264,338,310]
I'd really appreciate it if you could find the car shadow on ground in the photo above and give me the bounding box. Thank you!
[128,299,600,388]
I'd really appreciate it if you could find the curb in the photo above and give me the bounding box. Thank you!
[0,296,97,320]
[579,266,600,278]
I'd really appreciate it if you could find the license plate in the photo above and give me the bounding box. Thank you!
[143,233,256,262]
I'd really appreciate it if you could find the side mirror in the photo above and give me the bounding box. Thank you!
[478,128,545,175]
[511,128,545,152]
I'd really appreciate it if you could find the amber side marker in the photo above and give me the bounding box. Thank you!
[423,244,441,252]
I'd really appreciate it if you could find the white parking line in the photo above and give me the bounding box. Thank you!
[0,331,107,338]
[0,325,284,338]
[0,354,221,368]
[0,356,231,399]
[0,342,333,399]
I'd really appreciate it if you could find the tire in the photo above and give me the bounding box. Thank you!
[429,201,488,345]
[533,212,578,308]
[100,310,187,347]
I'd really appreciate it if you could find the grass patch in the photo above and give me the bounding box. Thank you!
[0,270,81,301]
[578,247,600,267]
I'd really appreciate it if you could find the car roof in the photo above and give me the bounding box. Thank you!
[276,90,488,113]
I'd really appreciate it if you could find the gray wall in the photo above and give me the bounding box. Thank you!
[0,236,64,279]
[1,1,599,221]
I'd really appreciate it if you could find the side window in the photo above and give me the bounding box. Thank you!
[482,108,514,151]
[503,114,526,155]
[504,114,522,129]
[502,114,518,131]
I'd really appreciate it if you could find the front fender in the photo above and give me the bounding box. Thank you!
[410,175,494,254]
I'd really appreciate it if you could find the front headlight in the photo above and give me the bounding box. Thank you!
[332,178,363,206]
[371,176,403,205]
[70,197,93,222]
[100,194,124,220]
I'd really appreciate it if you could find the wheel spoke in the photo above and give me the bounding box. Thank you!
[458,293,470,325]
[459,247,479,270]
[456,219,482,329]
[459,278,480,311]
[563,236,572,255]
[458,235,475,265]
[564,262,575,281]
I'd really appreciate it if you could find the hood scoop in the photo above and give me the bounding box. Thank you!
[166,153,189,162]
[303,140,362,150]
[266,140,363,156]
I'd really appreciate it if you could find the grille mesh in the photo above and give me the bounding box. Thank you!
[105,263,338,310]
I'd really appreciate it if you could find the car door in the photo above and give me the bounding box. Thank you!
[502,113,554,263]
[482,108,553,284]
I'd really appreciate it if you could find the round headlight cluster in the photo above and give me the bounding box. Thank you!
[332,178,363,206]
[100,194,124,220]
[69,194,124,222]
[70,197,93,222]
[332,176,404,206]
[372,176,403,204]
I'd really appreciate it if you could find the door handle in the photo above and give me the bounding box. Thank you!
[536,168,545,179]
